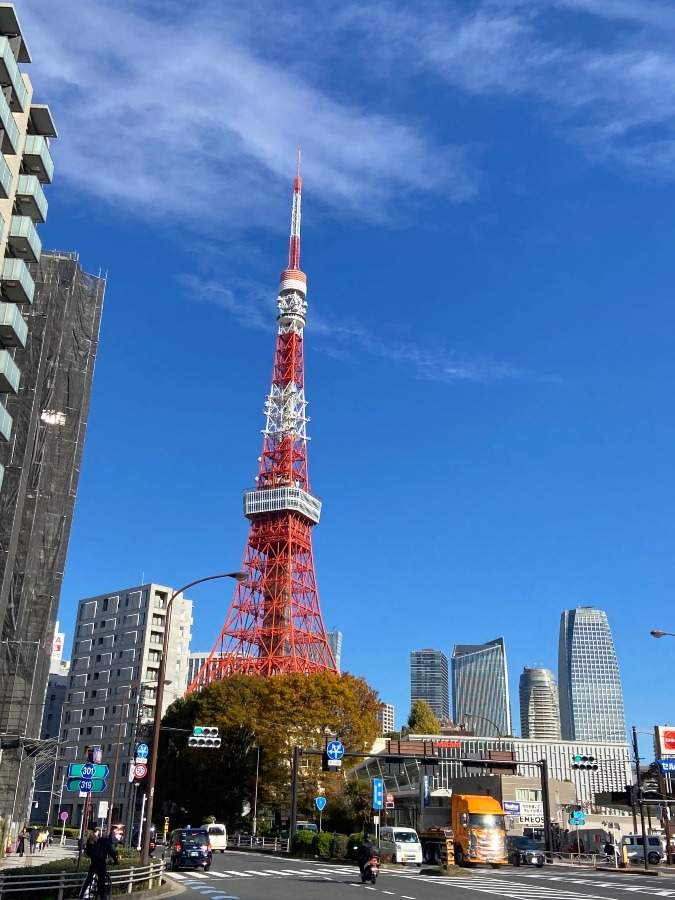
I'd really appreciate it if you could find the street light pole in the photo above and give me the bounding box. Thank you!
[141,571,246,864]
[464,712,504,750]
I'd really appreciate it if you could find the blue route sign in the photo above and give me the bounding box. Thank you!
[315,796,327,811]
[658,759,675,774]
[326,740,344,760]
[372,778,384,810]
[135,743,149,760]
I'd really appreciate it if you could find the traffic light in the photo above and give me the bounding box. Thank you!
[625,784,634,806]
[188,726,221,748]
[572,754,598,770]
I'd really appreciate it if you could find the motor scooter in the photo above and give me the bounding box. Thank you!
[362,856,380,884]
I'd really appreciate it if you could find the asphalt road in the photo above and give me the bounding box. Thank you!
[164,849,675,900]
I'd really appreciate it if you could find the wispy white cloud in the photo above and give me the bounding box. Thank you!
[343,0,675,178]
[187,275,539,384]
[18,0,475,232]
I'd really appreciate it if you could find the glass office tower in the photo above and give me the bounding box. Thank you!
[452,637,511,738]
[558,607,626,743]
[410,648,449,720]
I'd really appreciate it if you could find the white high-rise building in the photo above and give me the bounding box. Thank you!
[558,607,626,743]
[57,583,192,827]
[519,667,561,740]
[376,703,395,735]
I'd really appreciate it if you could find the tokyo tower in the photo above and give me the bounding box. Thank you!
[187,157,337,688]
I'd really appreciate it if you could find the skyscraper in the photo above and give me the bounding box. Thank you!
[519,667,561,740]
[558,606,626,743]
[0,253,103,833]
[452,638,511,738]
[410,649,449,719]
[327,630,342,672]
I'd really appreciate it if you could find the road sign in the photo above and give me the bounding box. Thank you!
[326,740,344,760]
[68,763,109,779]
[135,743,149,760]
[372,778,384,810]
[658,759,675,774]
[67,777,107,793]
[385,791,395,809]
[568,816,586,826]
[571,809,584,820]
[133,763,147,780]
[59,811,69,822]
[315,796,326,811]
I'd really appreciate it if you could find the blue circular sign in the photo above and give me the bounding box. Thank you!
[81,763,95,778]
[136,743,149,759]
[326,740,344,760]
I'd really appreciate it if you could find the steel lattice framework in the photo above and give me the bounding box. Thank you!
[188,158,337,687]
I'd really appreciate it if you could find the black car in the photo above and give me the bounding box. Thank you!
[169,828,213,871]
[507,835,545,867]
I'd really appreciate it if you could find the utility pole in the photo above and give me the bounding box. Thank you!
[632,726,649,872]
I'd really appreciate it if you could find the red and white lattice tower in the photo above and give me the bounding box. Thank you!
[187,158,337,688]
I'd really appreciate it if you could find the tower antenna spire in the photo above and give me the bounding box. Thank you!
[288,149,302,271]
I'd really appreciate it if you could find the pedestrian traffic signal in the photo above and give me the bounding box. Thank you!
[188,726,221,748]
[572,754,598,770]
[625,784,634,806]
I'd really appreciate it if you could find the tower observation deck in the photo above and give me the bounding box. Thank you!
[188,158,337,686]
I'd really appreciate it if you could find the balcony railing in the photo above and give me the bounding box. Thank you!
[14,174,47,223]
[0,349,19,393]
[8,215,42,262]
[0,153,11,199]
[22,134,54,183]
[1,257,34,304]
[0,301,27,347]
[0,36,27,112]
[0,87,18,154]
[0,402,12,441]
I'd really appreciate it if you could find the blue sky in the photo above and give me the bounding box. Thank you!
[20,0,675,752]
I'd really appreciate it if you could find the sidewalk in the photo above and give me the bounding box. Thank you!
[0,840,78,870]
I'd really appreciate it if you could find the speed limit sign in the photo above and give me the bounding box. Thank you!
[133,763,147,779]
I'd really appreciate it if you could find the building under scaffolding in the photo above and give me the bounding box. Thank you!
[0,252,104,839]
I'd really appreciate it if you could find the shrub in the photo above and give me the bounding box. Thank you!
[292,830,315,854]
[331,834,348,859]
[312,832,331,859]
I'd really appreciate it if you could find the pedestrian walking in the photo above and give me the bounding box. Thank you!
[16,828,27,856]
[80,827,118,900]
[28,826,38,854]
[37,829,47,851]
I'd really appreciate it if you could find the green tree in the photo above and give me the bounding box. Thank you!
[407,699,441,734]
[155,672,381,828]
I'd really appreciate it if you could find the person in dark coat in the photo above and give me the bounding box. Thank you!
[16,828,27,856]
[356,837,379,875]
[28,826,38,854]
[79,828,101,898]
[89,831,119,899]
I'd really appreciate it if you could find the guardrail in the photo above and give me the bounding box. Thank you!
[227,835,289,852]
[0,860,165,898]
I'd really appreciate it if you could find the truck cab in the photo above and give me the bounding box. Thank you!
[452,794,507,867]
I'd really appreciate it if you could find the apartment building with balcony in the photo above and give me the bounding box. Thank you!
[54,585,193,828]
